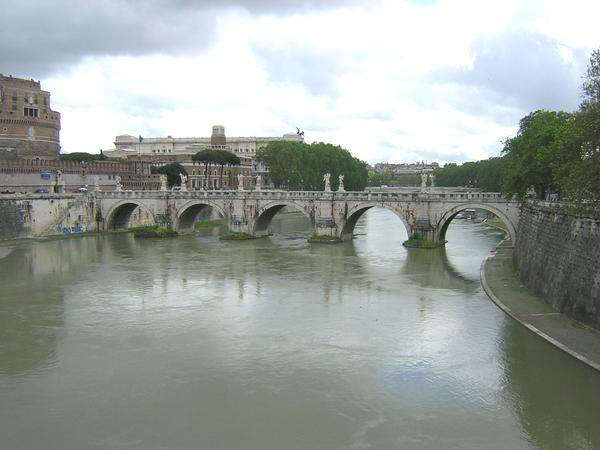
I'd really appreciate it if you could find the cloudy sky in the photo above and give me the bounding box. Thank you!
[2,0,599,164]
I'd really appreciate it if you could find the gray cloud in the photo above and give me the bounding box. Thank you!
[430,30,588,113]
[1,0,361,79]
[253,47,344,97]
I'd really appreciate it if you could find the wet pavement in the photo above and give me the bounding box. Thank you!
[482,241,600,372]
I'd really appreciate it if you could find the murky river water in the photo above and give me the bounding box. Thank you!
[1,209,599,449]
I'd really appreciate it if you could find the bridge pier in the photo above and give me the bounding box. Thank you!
[402,218,447,248]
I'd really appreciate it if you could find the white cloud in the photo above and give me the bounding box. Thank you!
[27,0,599,164]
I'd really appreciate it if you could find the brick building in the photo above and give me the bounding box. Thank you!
[0,74,61,160]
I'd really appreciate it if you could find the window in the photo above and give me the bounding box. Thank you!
[24,107,38,118]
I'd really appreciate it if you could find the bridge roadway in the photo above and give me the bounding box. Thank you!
[97,188,520,245]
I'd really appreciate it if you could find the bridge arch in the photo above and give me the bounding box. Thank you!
[175,200,228,233]
[105,200,156,231]
[253,200,314,237]
[342,203,411,241]
[435,203,517,243]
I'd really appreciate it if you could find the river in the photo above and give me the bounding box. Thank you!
[1,208,599,449]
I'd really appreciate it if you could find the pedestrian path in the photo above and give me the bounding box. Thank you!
[481,241,600,372]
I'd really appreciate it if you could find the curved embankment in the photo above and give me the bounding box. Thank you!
[481,240,600,372]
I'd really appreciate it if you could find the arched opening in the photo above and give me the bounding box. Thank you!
[436,205,516,245]
[176,202,226,234]
[106,202,154,231]
[342,204,411,241]
[254,203,314,239]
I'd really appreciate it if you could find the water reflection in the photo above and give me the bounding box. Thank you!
[1,210,598,449]
[0,238,100,375]
[401,247,480,292]
[501,320,600,449]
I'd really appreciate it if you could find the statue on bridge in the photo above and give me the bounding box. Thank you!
[179,173,188,192]
[160,175,168,192]
[237,173,244,191]
[420,172,428,188]
[323,173,331,192]
[255,175,262,191]
[338,174,345,192]
[115,175,122,192]
[94,176,101,192]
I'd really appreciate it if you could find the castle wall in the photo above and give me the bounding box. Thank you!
[0,158,159,192]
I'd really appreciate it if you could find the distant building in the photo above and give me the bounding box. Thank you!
[103,125,304,160]
[372,161,439,174]
[0,74,61,160]
[103,125,304,189]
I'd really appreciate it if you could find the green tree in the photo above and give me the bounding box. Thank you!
[368,170,394,187]
[434,157,506,191]
[257,141,367,191]
[562,49,600,203]
[582,48,600,105]
[213,150,240,189]
[192,149,220,189]
[501,110,574,199]
[151,162,187,188]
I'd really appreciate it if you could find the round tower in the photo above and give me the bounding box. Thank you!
[0,74,61,160]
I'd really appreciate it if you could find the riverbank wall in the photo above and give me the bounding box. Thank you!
[0,195,95,240]
[514,203,600,330]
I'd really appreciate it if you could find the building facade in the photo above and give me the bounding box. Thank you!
[103,125,303,160]
[0,74,61,160]
[103,125,303,189]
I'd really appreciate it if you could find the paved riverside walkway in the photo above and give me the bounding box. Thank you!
[481,240,600,372]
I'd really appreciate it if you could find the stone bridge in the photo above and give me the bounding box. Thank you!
[95,189,520,246]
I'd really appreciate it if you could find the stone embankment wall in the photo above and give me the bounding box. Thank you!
[0,195,96,240]
[514,203,600,329]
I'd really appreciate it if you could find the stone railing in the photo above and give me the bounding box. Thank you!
[93,189,509,203]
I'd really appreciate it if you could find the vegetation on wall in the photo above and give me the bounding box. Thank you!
[256,141,368,191]
[59,151,107,162]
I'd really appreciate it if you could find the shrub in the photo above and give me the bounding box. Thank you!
[129,225,177,238]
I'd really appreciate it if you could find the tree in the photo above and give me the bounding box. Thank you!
[256,141,367,191]
[192,149,219,189]
[501,110,574,200]
[214,150,240,189]
[582,48,600,106]
[368,170,394,187]
[151,162,187,188]
[433,158,506,191]
[564,49,600,203]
